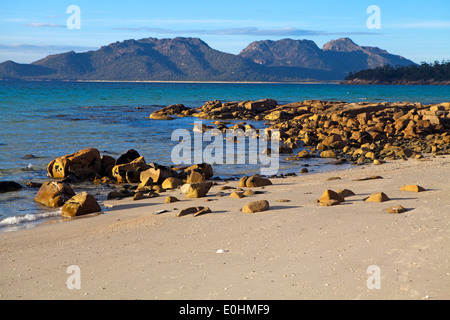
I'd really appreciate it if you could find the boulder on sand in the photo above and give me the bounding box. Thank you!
[400,185,425,192]
[365,192,390,202]
[34,181,76,208]
[245,175,272,188]
[61,192,102,217]
[242,200,270,213]
[318,189,345,204]
[161,177,183,189]
[180,182,213,198]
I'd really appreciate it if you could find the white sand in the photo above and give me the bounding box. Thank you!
[1,155,449,300]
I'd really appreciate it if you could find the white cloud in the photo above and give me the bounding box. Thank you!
[25,22,66,28]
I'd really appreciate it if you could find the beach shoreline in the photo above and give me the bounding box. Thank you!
[1,154,449,300]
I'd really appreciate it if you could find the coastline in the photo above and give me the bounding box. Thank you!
[2,78,449,85]
[1,154,449,300]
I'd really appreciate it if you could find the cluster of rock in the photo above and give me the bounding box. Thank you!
[316,180,425,214]
[37,147,220,216]
[150,99,450,163]
[31,145,280,219]
[34,181,101,217]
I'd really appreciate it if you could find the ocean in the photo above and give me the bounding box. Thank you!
[1,80,449,231]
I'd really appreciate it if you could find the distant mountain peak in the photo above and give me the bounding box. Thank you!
[0,37,416,81]
[322,38,361,52]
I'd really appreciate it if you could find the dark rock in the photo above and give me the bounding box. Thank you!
[0,181,22,193]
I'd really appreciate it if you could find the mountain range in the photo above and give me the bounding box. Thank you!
[0,37,416,82]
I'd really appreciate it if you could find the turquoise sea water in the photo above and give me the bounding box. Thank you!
[0,80,449,231]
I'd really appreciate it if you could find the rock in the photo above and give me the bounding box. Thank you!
[336,189,355,198]
[47,148,101,180]
[183,163,214,180]
[245,175,272,188]
[320,150,337,158]
[352,176,383,181]
[242,200,270,213]
[238,176,248,188]
[107,191,124,200]
[149,113,174,120]
[100,155,116,178]
[244,99,277,113]
[320,199,341,206]
[181,182,213,198]
[186,170,206,184]
[161,177,183,189]
[193,207,212,217]
[300,168,309,174]
[152,185,165,193]
[0,181,22,193]
[277,199,291,202]
[298,150,311,158]
[177,206,205,217]
[326,176,341,181]
[373,159,385,165]
[112,156,149,183]
[385,205,408,214]
[116,149,140,165]
[218,185,235,190]
[318,190,345,204]
[26,181,42,188]
[400,185,425,192]
[165,196,180,203]
[61,192,101,217]
[243,189,255,196]
[230,191,245,198]
[34,181,76,208]
[132,191,147,201]
[322,134,346,149]
[150,104,191,119]
[139,165,175,185]
[365,192,390,202]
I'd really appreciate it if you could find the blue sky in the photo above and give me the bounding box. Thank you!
[0,0,449,64]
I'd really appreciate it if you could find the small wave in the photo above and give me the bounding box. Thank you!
[0,210,60,227]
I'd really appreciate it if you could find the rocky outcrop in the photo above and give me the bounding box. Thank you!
[149,104,196,120]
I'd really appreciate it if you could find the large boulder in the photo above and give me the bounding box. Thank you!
[47,148,102,180]
[61,192,102,217]
[34,181,76,208]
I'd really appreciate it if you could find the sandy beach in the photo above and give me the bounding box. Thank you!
[1,155,449,300]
